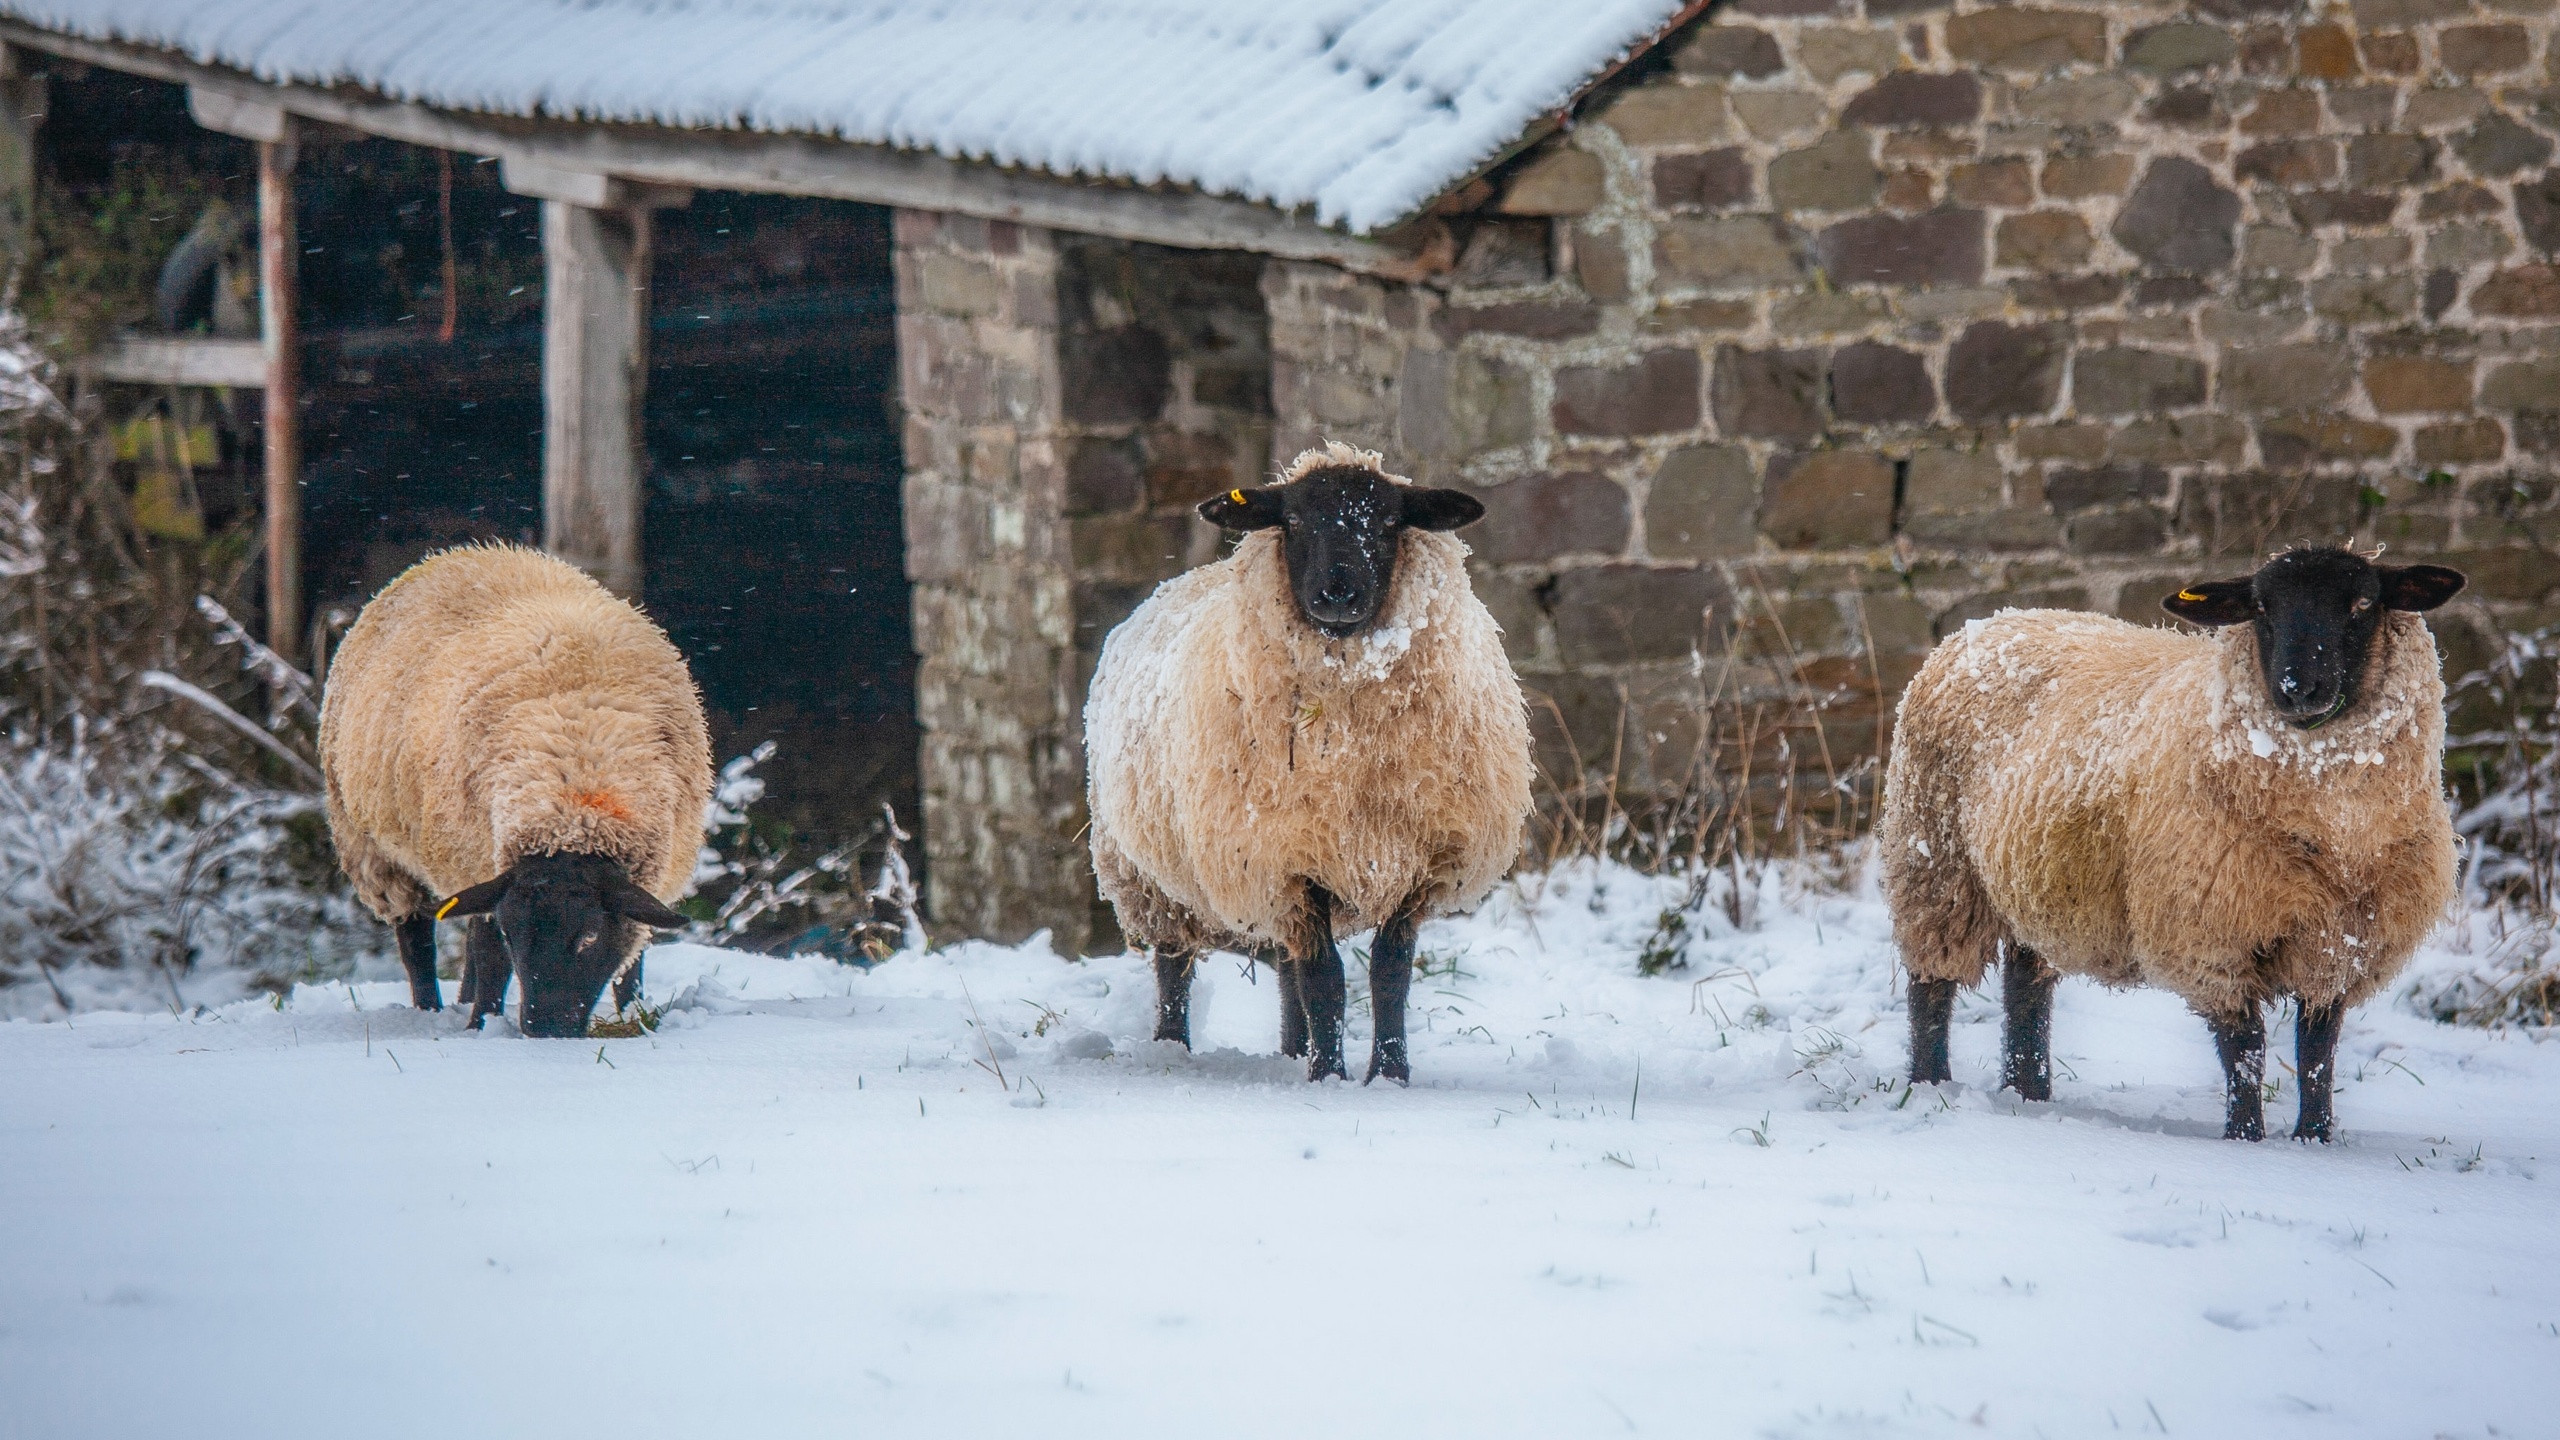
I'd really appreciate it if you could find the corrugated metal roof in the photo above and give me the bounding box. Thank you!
[5,0,1692,233]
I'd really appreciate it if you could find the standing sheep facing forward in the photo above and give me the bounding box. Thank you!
[1880,547,2466,1141]
[1085,443,1533,1083]
[319,545,710,1037]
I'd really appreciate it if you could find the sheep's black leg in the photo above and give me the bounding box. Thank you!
[1275,959,1308,1058]
[612,952,644,1015]
[395,914,442,1012]
[2000,946,2058,1102]
[463,917,508,1030]
[2292,998,2346,1144]
[1298,884,1348,1081]
[1908,977,1956,1084]
[1364,908,1418,1086]
[1151,948,1195,1047]
[2203,1005,2267,1142]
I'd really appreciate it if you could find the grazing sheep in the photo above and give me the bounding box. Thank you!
[1880,546,2467,1141]
[319,545,710,1037]
[1085,442,1533,1083]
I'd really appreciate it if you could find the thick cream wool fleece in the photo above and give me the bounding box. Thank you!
[1879,608,2457,1015]
[318,544,712,922]
[1085,447,1534,956]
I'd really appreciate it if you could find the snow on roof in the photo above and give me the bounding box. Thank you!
[5,0,1692,233]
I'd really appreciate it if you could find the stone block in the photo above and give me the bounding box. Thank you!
[2309,273,2417,324]
[2328,84,2400,131]
[1944,321,2068,422]
[2346,134,2436,188]
[2015,276,2126,316]
[1904,509,2064,551]
[2124,22,2239,74]
[1553,349,1703,436]
[2424,548,2560,603]
[1497,148,1607,215]
[1675,25,1785,78]
[2516,169,2560,254]
[2074,347,2207,415]
[2046,462,2170,514]
[1645,445,1760,560]
[2237,139,2340,187]
[2349,0,2468,25]
[2297,23,2361,80]
[1575,228,1631,302]
[2415,417,2506,464]
[917,252,1002,316]
[1948,158,2034,207]
[1602,84,1732,148]
[1734,91,1829,141]
[1882,168,1937,211]
[1842,72,1984,127]
[2257,415,2399,465]
[2422,181,2502,219]
[1829,342,1936,423]
[2149,85,2224,129]
[1062,325,1172,424]
[2018,422,2111,461]
[1799,27,1902,82]
[2241,224,2320,272]
[2111,413,2249,464]
[2455,114,2554,178]
[1946,8,2109,70]
[2472,264,2560,317]
[1433,300,1602,342]
[2482,357,2560,409]
[2221,344,2352,412]
[2365,356,2473,413]
[1400,350,1534,459]
[1470,471,1632,564]
[1772,289,1891,335]
[2112,158,2241,272]
[1644,297,1759,333]
[2067,505,2170,555]
[1065,436,1143,515]
[2016,74,2141,128]
[1656,215,1805,290]
[1995,210,2093,270]
[1770,131,1881,211]
[2041,152,2137,198]
[1760,450,1897,548]
[2336,237,2415,276]
[2361,31,2420,74]
[2404,88,2490,133]
[1815,210,1985,287]
[2241,89,2324,137]
[1548,564,1730,663]
[1654,149,1756,210]
[2287,190,2399,229]
[1714,345,1825,442]
[1451,219,1553,288]
[2443,24,2532,76]
[1904,448,2003,514]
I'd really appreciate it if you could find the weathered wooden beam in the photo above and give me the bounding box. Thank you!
[83,334,266,388]
[259,128,301,662]
[500,155,690,212]
[186,84,286,143]
[540,200,650,600]
[1,21,1423,276]
[0,45,46,266]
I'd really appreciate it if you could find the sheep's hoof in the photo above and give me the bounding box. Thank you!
[1307,1056,1348,1082]
[2290,1120,2333,1145]
[1364,1054,1410,1087]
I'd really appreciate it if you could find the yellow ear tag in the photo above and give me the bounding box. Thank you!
[1229,489,1248,505]
[435,896,460,921]
[2175,589,2204,602]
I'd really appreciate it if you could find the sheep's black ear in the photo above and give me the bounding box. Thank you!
[2161,578,2256,627]
[435,872,514,921]
[605,879,689,931]
[1197,487,1285,531]
[1402,487,1485,532]
[2379,563,2465,613]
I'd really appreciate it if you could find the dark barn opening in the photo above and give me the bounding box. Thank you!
[39,65,918,874]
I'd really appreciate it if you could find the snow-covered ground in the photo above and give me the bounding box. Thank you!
[3,859,2553,1439]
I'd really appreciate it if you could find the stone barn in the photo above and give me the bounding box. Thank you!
[11,0,2559,951]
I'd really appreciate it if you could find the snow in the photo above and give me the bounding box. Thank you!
[4,0,1689,232]
[4,859,2555,1438]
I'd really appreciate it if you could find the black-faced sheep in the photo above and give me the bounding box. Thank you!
[1084,442,1534,1083]
[318,545,711,1037]
[1880,546,2467,1141]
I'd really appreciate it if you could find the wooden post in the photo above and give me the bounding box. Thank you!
[258,127,301,662]
[539,199,650,599]
[0,46,47,268]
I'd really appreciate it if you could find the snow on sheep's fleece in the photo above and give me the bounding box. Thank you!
[2,860,2552,1439]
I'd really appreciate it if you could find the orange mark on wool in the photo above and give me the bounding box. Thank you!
[568,788,634,822]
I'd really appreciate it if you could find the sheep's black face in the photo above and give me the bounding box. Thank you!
[2162,549,2465,728]
[437,851,688,1037]
[1198,466,1484,638]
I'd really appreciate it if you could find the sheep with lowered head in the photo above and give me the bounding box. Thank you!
[1880,546,2466,1141]
[1085,442,1533,1083]
[319,545,710,1037]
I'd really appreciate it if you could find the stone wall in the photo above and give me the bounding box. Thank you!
[892,210,1090,948]
[1265,0,2560,796]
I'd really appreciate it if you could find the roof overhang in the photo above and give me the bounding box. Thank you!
[2,19,1444,279]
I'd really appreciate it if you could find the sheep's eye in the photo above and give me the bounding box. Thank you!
[2350,596,2373,614]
